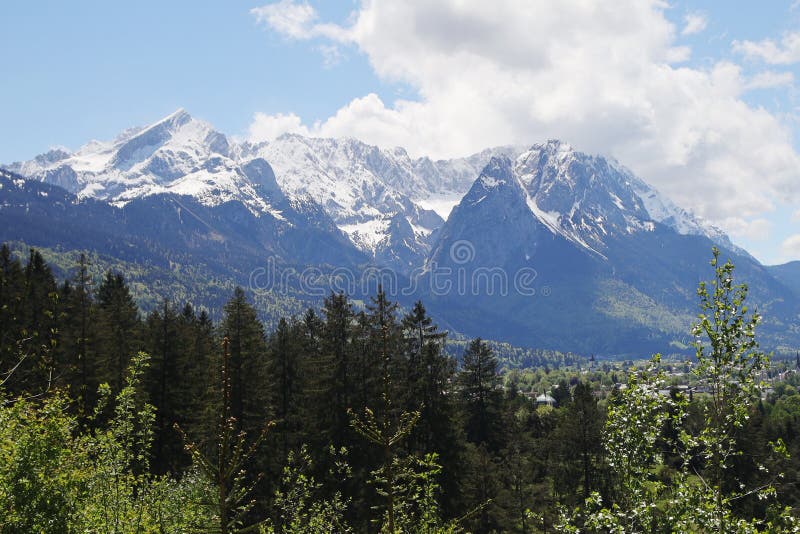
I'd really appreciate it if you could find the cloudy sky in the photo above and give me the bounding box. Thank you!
[2,1,799,264]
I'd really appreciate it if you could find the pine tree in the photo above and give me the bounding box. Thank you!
[220,287,269,439]
[16,249,59,394]
[59,253,97,415]
[458,338,506,453]
[550,381,603,503]
[456,339,510,531]
[176,337,273,534]
[0,245,25,392]
[357,287,402,422]
[319,292,356,448]
[501,399,538,533]
[349,286,420,533]
[95,272,141,393]
[144,298,185,473]
[296,308,325,443]
[461,443,506,533]
[266,317,302,465]
[400,301,463,517]
[179,304,217,445]
[401,301,449,449]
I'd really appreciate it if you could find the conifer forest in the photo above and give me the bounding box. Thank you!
[1,244,799,532]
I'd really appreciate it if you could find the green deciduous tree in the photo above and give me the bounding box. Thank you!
[560,249,798,533]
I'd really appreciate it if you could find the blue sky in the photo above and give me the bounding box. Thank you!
[1,1,799,264]
[0,1,384,161]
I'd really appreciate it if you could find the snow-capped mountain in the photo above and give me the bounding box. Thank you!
[237,134,520,269]
[511,140,739,255]
[427,141,741,269]
[4,114,799,355]
[239,134,444,265]
[424,150,796,353]
[7,110,518,272]
[240,134,519,217]
[10,110,281,212]
[8,111,732,263]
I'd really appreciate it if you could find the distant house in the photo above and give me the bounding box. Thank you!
[536,393,556,407]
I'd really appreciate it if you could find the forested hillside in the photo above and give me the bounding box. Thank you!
[1,244,799,532]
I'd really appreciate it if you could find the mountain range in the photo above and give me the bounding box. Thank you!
[3,110,798,357]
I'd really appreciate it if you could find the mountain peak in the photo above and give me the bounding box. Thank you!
[109,110,195,169]
[157,108,192,126]
[478,155,515,186]
[534,139,575,155]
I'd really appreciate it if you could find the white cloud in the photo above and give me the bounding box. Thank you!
[250,1,351,63]
[733,31,800,65]
[744,70,794,90]
[792,209,800,222]
[781,234,800,261]
[250,0,317,39]
[316,44,345,68]
[720,217,772,241]
[250,0,800,231]
[682,13,707,36]
[248,112,310,141]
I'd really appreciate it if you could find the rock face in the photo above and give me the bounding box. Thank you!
[4,112,798,356]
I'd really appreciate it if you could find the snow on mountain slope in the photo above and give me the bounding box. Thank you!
[626,172,745,254]
[241,135,423,223]
[7,109,283,217]
[415,145,524,193]
[5,109,740,264]
[236,134,518,256]
[411,146,524,219]
[513,140,738,252]
[239,135,520,216]
[7,111,494,262]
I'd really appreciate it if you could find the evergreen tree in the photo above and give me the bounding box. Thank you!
[95,272,141,393]
[266,317,302,464]
[400,301,463,517]
[17,249,59,394]
[176,337,273,534]
[296,308,325,443]
[458,338,506,453]
[58,253,97,415]
[220,287,269,438]
[457,339,510,532]
[348,288,461,533]
[319,292,356,448]
[144,298,186,473]
[501,399,538,533]
[550,381,604,503]
[461,443,506,533]
[400,301,449,450]
[179,304,216,444]
[0,245,25,392]
[357,287,402,422]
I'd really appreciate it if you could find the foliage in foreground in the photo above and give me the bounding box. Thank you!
[557,249,799,533]
[0,352,213,532]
